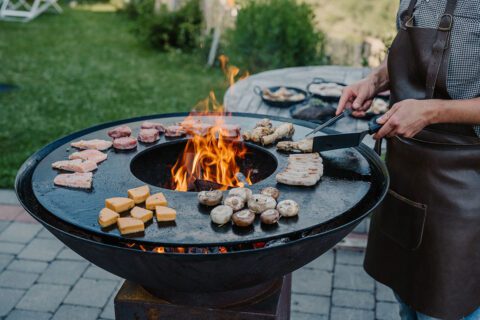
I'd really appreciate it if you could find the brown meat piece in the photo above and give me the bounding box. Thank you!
[107,126,132,138]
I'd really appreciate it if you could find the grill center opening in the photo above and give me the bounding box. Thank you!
[130,139,278,192]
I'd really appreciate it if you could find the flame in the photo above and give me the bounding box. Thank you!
[153,247,165,254]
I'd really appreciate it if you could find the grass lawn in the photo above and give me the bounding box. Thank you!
[0,8,227,188]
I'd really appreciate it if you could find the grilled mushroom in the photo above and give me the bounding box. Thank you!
[232,209,255,227]
[277,200,299,217]
[260,209,280,224]
[228,187,252,201]
[223,196,245,211]
[260,187,280,200]
[210,205,233,225]
[248,194,277,214]
[198,190,223,206]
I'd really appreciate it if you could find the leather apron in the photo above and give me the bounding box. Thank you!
[363,0,480,319]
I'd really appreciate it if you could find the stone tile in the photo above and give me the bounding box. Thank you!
[376,282,397,303]
[7,259,48,274]
[65,278,118,308]
[39,260,89,285]
[37,228,55,239]
[0,205,22,221]
[0,220,10,233]
[377,301,400,320]
[18,238,63,261]
[16,283,69,312]
[336,249,364,266]
[5,309,52,320]
[353,220,367,233]
[334,265,374,291]
[57,247,84,261]
[330,307,374,320]
[52,305,101,320]
[293,268,332,296]
[100,285,119,320]
[291,311,328,320]
[0,189,20,206]
[304,250,334,271]
[14,211,38,224]
[83,265,121,281]
[332,289,374,310]
[0,288,25,317]
[0,254,14,271]
[0,270,38,289]
[291,294,330,315]
[0,222,42,243]
[0,242,25,255]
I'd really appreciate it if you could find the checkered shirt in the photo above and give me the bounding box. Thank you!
[397,0,480,135]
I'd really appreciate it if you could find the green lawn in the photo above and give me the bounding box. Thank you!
[0,9,226,188]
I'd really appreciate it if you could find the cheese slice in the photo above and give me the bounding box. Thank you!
[130,206,153,223]
[128,185,150,204]
[117,217,145,235]
[105,197,135,213]
[98,208,119,228]
[146,193,168,210]
[156,206,176,222]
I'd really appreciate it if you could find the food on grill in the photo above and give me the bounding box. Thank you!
[155,206,176,222]
[242,127,274,143]
[263,87,305,102]
[277,200,299,217]
[53,172,93,189]
[165,125,187,138]
[52,159,97,173]
[228,187,252,201]
[260,209,280,225]
[130,206,153,223]
[198,190,223,206]
[190,123,213,136]
[117,217,145,235]
[255,118,273,129]
[309,82,345,97]
[127,185,150,204]
[71,139,112,151]
[277,139,313,153]
[141,121,166,133]
[105,197,135,213]
[138,128,160,144]
[98,208,120,228]
[219,124,241,137]
[276,153,323,186]
[69,149,108,164]
[223,196,245,211]
[248,194,277,214]
[261,123,295,145]
[113,137,137,150]
[179,118,200,130]
[210,205,233,225]
[108,125,132,139]
[232,209,255,227]
[368,98,389,115]
[146,193,168,210]
[260,187,280,200]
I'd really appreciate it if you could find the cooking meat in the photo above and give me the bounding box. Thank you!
[261,123,295,145]
[248,194,277,214]
[223,196,245,211]
[190,123,213,136]
[107,125,132,139]
[210,205,233,225]
[220,124,241,137]
[277,139,313,153]
[113,137,137,150]
[260,209,280,224]
[263,87,305,102]
[52,159,97,173]
[54,172,93,189]
[260,187,280,200]
[276,153,323,186]
[242,126,274,143]
[309,82,345,97]
[277,200,299,217]
[138,128,160,143]
[141,121,166,133]
[255,118,272,129]
[69,149,107,164]
[198,190,223,206]
[232,209,255,227]
[71,139,112,151]
[228,187,252,201]
[179,118,200,130]
[165,125,187,138]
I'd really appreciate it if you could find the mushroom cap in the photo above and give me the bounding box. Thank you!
[210,205,233,225]
[248,194,277,214]
[260,209,280,224]
[223,196,245,211]
[197,190,223,206]
[260,187,280,200]
[228,187,253,201]
[232,209,255,227]
[277,199,299,217]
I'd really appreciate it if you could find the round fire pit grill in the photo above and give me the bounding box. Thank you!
[16,112,388,305]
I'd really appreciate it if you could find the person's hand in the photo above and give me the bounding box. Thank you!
[336,77,378,117]
[373,99,437,139]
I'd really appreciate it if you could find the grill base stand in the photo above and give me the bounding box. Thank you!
[114,274,291,320]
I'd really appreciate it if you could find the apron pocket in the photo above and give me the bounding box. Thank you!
[377,189,427,251]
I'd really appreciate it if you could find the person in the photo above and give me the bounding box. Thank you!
[336,1,480,319]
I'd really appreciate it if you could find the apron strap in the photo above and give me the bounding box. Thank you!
[400,0,418,28]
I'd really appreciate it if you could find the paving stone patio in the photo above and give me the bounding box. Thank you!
[0,189,400,320]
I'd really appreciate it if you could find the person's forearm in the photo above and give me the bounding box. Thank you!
[428,98,480,125]
[366,56,389,93]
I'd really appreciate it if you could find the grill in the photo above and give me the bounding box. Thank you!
[15,112,389,307]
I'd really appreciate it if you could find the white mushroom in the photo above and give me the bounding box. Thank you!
[232,209,255,227]
[210,205,233,225]
[198,190,223,206]
[228,187,252,201]
[248,194,277,214]
[224,196,245,211]
[260,209,280,224]
[277,200,299,217]
[260,187,280,200]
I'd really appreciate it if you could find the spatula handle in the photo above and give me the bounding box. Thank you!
[368,115,383,134]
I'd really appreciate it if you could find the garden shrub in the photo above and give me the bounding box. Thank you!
[225,0,327,72]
